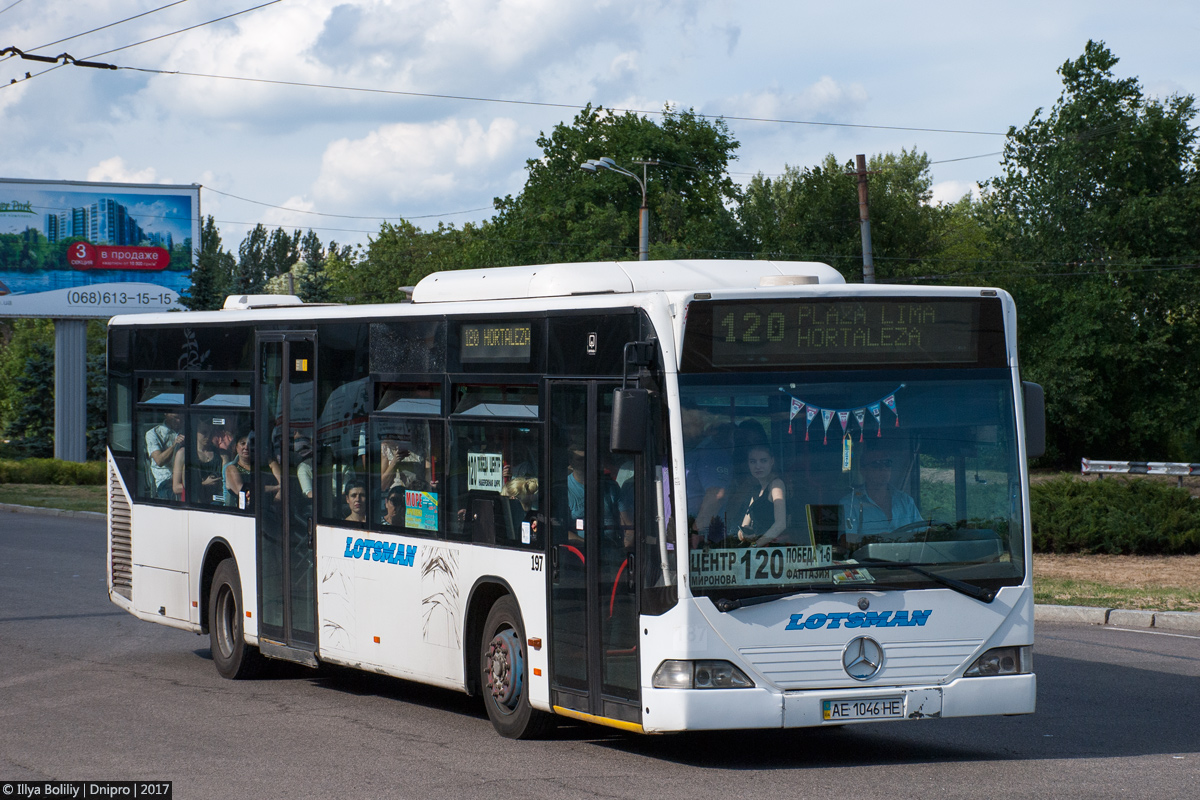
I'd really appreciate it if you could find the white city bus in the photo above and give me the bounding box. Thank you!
[106,260,1044,738]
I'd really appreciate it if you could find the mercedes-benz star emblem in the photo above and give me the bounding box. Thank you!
[842,636,884,681]
[858,597,870,611]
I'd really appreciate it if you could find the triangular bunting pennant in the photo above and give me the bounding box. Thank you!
[777,385,904,445]
[883,394,899,427]
[869,402,883,437]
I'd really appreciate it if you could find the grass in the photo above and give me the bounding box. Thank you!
[0,483,106,514]
[1033,577,1200,612]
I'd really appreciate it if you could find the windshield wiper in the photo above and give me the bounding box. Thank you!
[854,559,997,603]
[712,583,907,612]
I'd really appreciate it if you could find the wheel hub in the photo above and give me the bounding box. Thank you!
[486,629,523,709]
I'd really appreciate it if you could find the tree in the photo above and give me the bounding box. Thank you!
[181,216,235,310]
[983,40,1200,268]
[2,338,55,457]
[232,224,269,294]
[981,41,1200,464]
[488,104,745,265]
[263,227,301,279]
[738,149,953,281]
[324,221,489,303]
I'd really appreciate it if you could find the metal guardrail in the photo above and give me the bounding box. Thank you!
[1081,458,1200,487]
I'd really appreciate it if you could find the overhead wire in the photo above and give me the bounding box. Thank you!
[13,0,194,57]
[202,186,493,221]
[1,0,280,84]
[97,66,1009,137]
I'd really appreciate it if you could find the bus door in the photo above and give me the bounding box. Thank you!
[256,333,318,666]
[548,381,640,726]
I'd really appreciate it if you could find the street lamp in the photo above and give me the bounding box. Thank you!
[580,157,658,261]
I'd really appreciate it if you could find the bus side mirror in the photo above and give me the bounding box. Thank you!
[611,388,648,453]
[1022,381,1045,459]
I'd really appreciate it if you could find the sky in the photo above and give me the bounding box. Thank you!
[2,0,1198,254]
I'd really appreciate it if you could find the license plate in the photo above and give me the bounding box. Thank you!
[822,697,904,721]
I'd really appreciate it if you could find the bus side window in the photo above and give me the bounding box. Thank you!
[447,421,542,550]
[374,417,442,535]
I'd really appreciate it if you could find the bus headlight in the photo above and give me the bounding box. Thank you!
[964,646,1031,677]
[652,660,755,689]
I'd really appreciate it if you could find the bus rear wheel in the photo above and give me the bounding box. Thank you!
[209,558,262,680]
[480,596,554,739]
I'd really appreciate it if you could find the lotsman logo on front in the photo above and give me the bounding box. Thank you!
[785,610,932,630]
[344,537,417,567]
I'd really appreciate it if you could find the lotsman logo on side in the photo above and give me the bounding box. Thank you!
[344,537,417,567]
[785,610,932,630]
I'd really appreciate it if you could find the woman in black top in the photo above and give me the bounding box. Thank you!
[735,445,787,547]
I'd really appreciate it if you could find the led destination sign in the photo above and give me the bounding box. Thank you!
[460,322,533,363]
[684,298,1004,370]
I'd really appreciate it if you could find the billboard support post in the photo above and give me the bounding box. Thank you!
[54,319,88,463]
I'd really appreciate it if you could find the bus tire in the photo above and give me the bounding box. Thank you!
[480,595,554,739]
[209,558,262,680]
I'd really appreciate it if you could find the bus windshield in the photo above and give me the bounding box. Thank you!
[679,369,1026,599]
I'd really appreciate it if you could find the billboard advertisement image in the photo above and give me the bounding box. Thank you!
[0,178,200,318]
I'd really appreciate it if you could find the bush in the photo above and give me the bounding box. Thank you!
[0,458,105,486]
[1031,476,1200,555]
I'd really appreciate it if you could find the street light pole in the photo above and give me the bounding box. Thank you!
[580,157,658,261]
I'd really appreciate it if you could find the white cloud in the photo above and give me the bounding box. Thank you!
[312,117,522,209]
[930,180,979,206]
[718,78,869,122]
[86,157,160,184]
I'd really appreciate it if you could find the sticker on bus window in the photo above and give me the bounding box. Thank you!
[467,452,504,492]
[405,490,438,531]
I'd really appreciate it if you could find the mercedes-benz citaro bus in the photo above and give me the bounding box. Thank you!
[106,259,1044,738]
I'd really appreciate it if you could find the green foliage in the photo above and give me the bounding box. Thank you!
[1031,477,1200,555]
[2,338,55,456]
[738,150,959,281]
[983,40,1198,266]
[0,458,105,485]
[180,215,234,311]
[488,104,745,265]
[980,40,1200,465]
[323,222,492,303]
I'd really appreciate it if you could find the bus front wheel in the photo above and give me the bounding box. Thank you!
[209,558,262,680]
[480,596,553,739]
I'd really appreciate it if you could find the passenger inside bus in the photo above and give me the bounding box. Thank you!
[224,426,255,510]
[565,442,621,544]
[343,479,368,524]
[382,485,405,526]
[839,441,922,545]
[146,411,185,499]
[380,421,433,493]
[172,418,228,504]
[682,403,733,548]
[733,444,788,547]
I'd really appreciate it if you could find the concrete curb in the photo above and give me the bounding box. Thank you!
[1036,603,1200,632]
[0,502,105,521]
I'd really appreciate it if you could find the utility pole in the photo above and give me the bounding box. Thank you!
[855,154,876,284]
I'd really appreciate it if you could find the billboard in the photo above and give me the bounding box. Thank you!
[0,178,200,318]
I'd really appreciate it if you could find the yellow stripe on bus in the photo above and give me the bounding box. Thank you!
[552,706,645,733]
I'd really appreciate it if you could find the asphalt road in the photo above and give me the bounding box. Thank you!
[1,514,1197,799]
